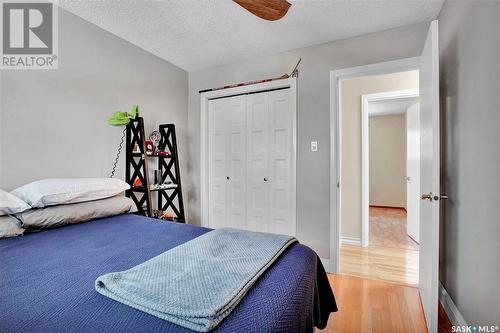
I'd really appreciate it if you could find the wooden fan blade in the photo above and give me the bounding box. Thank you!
[234,0,292,21]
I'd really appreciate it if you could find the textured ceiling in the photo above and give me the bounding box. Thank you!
[59,0,444,71]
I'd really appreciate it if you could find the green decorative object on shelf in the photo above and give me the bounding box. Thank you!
[108,105,140,126]
[108,105,141,178]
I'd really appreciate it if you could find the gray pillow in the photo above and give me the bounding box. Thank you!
[0,215,25,238]
[17,196,137,230]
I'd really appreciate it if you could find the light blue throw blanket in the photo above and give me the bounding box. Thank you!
[95,228,297,332]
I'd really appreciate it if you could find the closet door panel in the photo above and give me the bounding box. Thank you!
[227,97,246,229]
[246,92,269,232]
[209,87,295,236]
[268,89,294,236]
[208,99,229,229]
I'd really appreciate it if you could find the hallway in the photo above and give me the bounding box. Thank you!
[340,207,419,286]
[369,207,419,250]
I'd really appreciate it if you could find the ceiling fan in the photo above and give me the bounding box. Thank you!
[233,0,292,21]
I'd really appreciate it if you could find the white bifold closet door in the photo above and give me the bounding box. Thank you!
[208,95,246,230]
[208,88,295,237]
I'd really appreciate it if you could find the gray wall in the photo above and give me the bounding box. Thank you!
[0,9,189,208]
[188,23,429,258]
[439,0,500,324]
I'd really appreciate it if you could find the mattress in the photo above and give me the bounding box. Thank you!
[0,214,336,333]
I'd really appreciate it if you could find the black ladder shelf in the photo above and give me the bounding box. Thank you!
[124,117,185,222]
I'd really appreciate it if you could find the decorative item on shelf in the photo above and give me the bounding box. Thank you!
[157,210,176,220]
[145,140,154,155]
[107,105,140,178]
[132,143,140,154]
[154,170,163,185]
[150,183,178,191]
[162,211,177,220]
[152,210,176,220]
[150,131,162,154]
[132,177,142,188]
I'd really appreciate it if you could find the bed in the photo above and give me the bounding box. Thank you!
[0,214,336,333]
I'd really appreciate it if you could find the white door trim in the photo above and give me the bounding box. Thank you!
[329,57,420,273]
[360,89,419,247]
[200,78,297,231]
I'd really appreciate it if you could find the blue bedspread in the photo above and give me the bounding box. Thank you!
[0,214,336,333]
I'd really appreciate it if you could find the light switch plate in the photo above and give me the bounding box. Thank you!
[311,141,318,152]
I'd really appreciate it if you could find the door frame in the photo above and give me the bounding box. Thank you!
[329,57,420,273]
[360,89,419,247]
[200,77,297,230]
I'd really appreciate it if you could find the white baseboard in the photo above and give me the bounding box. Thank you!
[341,236,362,246]
[439,282,467,327]
[320,258,331,273]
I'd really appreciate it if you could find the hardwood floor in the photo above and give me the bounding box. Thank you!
[438,300,453,333]
[318,274,428,333]
[340,207,419,286]
[340,244,419,286]
[318,274,453,333]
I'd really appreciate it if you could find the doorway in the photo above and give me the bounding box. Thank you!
[329,21,441,333]
[361,89,420,248]
[338,71,420,286]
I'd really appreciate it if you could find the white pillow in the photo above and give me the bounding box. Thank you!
[11,178,130,208]
[0,189,31,215]
[18,195,137,230]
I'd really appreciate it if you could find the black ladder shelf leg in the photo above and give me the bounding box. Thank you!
[158,124,185,223]
[125,117,153,217]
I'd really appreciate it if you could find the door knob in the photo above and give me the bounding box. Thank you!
[435,194,448,201]
[421,192,433,201]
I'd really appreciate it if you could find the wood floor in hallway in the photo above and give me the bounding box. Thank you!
[340,207,419,286]
[340,244,419,286]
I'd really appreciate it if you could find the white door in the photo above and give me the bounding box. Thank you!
[208,86,296,236]
[418,20,440,333]
[406,102,420,243]
[267,89,295,236]
[227,97,246,229]
[208,98,228,229]
[246,92,269,232]
[208,96,246,229]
